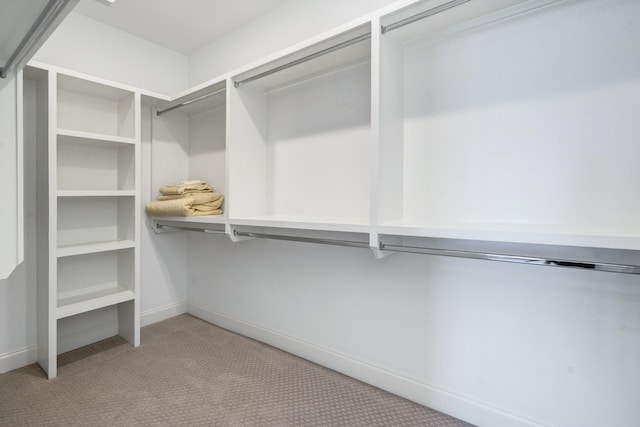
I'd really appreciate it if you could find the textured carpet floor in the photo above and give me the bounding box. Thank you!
[0,314,473,426]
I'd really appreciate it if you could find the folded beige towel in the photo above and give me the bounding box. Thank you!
[158,192,222,204]
[192,202,222,212]
[145,194,224,217]
[157,195,182,201]
[159,180,213,196]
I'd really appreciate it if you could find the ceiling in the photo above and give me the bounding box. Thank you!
[72,0,291,55]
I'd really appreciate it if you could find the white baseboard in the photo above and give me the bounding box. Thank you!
[187,303,545,427]
[0,346,37,375]
[141,301,187,327]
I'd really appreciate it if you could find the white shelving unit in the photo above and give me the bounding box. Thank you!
[374,0,640,250]
[30,66,141,379]
[144,0,640,267]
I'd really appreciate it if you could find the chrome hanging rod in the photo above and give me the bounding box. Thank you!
[1,0,76,78]
[234,32,371,88]
[234,230,370,249]
[380,243,640,275]
[154,223,226,234]
[381,0,471,34]
[156,87,226,116]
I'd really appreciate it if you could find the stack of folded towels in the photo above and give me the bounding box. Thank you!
[145,180,224,217]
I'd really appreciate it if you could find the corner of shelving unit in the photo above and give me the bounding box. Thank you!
[227,225,253,242]
[149,218,175,234]
[370,232,399,259]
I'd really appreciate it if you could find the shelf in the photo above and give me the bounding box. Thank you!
[377,220,640,250]
[151,215,227,225]
[57,128,136,145]
[57,73,136,138]
[57,240,136,258]
[233,24,371,90]
[231,215,370,233]
[57,249,135,319]
[57,133,136,192]
[57,286,135,319]
[157,80,226,117]
[57,190,136,197]
[58,197,135,247]
[380,0,527,44]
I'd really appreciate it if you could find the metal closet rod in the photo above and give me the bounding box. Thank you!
[238,231,640,274]
[381,0,471,34]
[156,86,226,116]
[380,243,640,275]
[234,32,371,88]
[158,226,640,275]
[234,230,371,249]
[1,0,74,78]
[155,224,226,234]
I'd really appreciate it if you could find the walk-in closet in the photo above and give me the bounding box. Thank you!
[1,1,639,426]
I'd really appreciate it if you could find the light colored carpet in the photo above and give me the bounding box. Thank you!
[0,314,473,426]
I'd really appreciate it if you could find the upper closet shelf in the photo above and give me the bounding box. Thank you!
[57,128,136,145]
[377,221,640,251]
[156,80,226,117]
[230,216,370,233]
[57,73,137,139]
[233,24,371,90]
[151,216,227,225]
[380,0,540,43]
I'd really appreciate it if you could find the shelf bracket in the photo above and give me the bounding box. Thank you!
[228,226,253,242]
[370,233,398,259]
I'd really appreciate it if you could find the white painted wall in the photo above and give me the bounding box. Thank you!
[188,238,640,427]
[0,68,33,373]
[0,68,20,281]
[188,0,400,85]
[33,12,189,95]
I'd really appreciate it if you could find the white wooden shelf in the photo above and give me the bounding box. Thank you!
[57,72,137,138]
[57,240,136,258]
[57,190,136,197]
[57,286,136,319]
[57,128,137,145]
[57,133,136,192]
[377,220,640,251]
[150,215,227,224]
[230,215,370,233]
